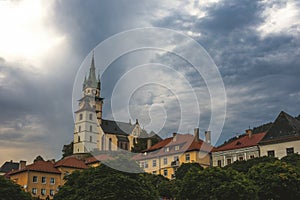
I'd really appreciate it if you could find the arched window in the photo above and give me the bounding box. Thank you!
[79,114,83,120]
[109,138,112,151]
[101,135,105,150]
[90,125,92,132]
[78,136,80,142]
[89,113,93,120]
[78,126,81,132]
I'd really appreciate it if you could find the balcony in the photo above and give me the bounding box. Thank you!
[171,160,179,167]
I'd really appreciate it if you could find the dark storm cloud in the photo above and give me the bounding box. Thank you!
[154,0,300,144]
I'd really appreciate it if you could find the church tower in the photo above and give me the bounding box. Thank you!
[73,52,104,154]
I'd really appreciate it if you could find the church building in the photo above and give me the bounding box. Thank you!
[73,53,147,154]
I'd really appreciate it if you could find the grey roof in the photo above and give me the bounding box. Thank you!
[83,52,100,90]
[0,161,19,173]
[260,111,300,143]
[101,119,135,135]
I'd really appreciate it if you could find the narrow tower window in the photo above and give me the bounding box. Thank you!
[78,136,80,142]
[79,114,83,120]
[89,113,93,120]
[109,138,112,151]
[90,125,92,132]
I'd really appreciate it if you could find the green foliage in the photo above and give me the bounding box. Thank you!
[62,142,74,158]
[225,156,278,173]
[0,176,31,200]
[177,167,257,200]
[175,163,203,180]
[54,164,159,200]
[248,161,300,200]
[281,153,300,170]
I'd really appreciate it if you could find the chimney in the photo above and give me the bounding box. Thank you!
[194,128,199,142]
[147,139,152,149]
[205,131,211,144]
[246,129,253,138]
[172,132,177,142]
[19,160,26,170]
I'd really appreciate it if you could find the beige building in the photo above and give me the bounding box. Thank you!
[212,130,266,167]
[7,157,87,200]
[259,111,300,158]
[134,129,213,179]
[73,52,149,154]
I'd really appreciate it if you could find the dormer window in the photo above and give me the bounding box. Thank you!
[175,145,180,151]
[164,147,170,152]
[236,141,241,146]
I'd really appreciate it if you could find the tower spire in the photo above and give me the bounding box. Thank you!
[84,50,98,89]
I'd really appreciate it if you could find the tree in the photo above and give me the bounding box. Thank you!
[225,156,278,173]
[248,161,300,200]
[281,153,300,170]
[0,176,31,200]
[62,142,74,158]
[296,115,300,121]
[175,163,203,180]
[177,167,258,200]
[54,164,159,200]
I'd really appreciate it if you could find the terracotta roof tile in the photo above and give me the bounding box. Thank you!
[134,134,214,160]
[10,161,61,175]
[213,132,266,152]
[85,154,113,164]
[55,157,88,169]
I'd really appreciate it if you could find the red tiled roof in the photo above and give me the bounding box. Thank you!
[213,132,266,152]
[55,157,88,169]
[85,154,112,164]
[10,161,61,175]
[134,134,214,160]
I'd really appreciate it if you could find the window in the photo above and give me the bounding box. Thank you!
[79,113,83,120]
[185,154,190,162]
[90,136,92,142]
[90,125,93,132]
[239,157,244,161]
[78,136,80,142]
[164,147,169,152]
[78,126,81,132]
[41,177,46,184]
[109,138,112,151]
[144,161,148,168]
[163,169,168,177]
[41,188,46,196]
[267,150,275,157]
[152,171,156,174]
[152,159,157,167]
[175,145,180,151]
[174,156,179,161]
[286,147,294,155]
[50,189,55,196]
[163,157,168,165]
[89,113,93,120]
[50,178,55,185]
[250,155,255,159]
[217,160,222,167]
[33,176,38,183]
[32,188,37,195]
[227,158,232,165]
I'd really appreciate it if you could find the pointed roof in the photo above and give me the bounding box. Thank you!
[0,161,19,173]
[75,98,95,113]
[9,161,61,175]
[83,51,100,90]
[133,134,214,160]
[213,132,266,152]
[259,111,300,144]
[55,157,88,169]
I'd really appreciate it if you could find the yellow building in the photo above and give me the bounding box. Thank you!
[8,157,87,200]
[134,129,213,179]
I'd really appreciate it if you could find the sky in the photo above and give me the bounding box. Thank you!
[0,0,299,165]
